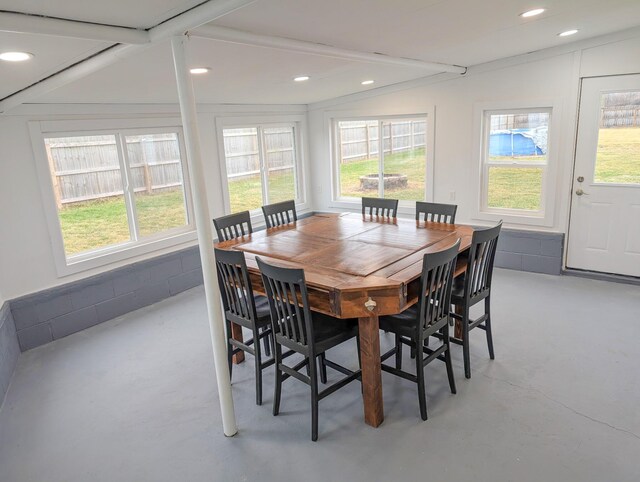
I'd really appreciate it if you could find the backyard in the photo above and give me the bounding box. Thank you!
[58,127,638,255]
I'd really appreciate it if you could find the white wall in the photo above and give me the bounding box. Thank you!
[307,33,640,233]
[0,103,307,300]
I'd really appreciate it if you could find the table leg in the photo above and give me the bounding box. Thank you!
[231,322,245,364]
[358,315,384,427]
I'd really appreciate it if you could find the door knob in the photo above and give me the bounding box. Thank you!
[576,188,589,196]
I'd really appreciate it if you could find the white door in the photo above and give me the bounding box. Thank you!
[567,75,640,277]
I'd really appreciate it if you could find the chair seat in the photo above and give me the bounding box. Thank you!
[312,313,358,354]
[379,306,419,338]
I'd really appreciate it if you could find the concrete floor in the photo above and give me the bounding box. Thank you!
[1,269,639,482]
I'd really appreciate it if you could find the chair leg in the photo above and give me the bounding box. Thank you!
[262,327,271,357]
[319,353,327,384]
[254,330,263,406]
[226,323,233,380]
[485,296,495,360]
[273,344,283,416]
[309,356,319,442]
[415,344,428,421]
[443,324,456,394]
[462,307,471,379]
[395,334,402,370]
[410,342,416,359]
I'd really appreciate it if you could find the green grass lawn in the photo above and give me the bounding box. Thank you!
[59,189,187,255]
[338,148,426,200]
[595,127,640,184]
[58,128,639,254]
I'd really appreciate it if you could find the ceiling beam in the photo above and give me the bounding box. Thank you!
[0,0,257,113]
[0,11,149,44]
[191,24,467,74]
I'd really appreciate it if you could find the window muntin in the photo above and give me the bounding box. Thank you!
[335,118,427,201]
[594,91,640,185]
[43,130,191,259]
[222,124,302,214]
[481,110,550,215]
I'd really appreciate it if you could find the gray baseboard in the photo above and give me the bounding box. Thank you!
[8,212,316,352]
[494,229,564,275]
[10,246,204,352]
[0,301,20,407]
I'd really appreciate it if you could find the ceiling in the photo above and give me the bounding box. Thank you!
[1,0,640,106]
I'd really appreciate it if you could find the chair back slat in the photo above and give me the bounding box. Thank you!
[362,197,399,218]
[262,200,297,228]
[213,211,253,241]
[415,201,457,224]
[417,240,460,333]
[465,222,502,299]
[257,257,313,348]
[214,248,257,324]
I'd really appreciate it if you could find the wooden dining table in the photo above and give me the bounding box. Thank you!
[215,212,474,427]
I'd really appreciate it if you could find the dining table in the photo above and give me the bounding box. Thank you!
[214,212,474,427]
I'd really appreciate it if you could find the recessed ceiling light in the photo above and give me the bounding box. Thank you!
[294,75,310,82]
[520,8,545,18]
[0,51,34,62]
[190,67,210,74]
[558,29,579,37]
[361,80,375,85]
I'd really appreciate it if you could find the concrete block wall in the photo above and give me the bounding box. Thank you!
[0,302,20,406]
[10,246,203,351]
[495,229,564,275]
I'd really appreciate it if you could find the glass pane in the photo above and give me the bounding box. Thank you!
[125,133,188,238]
[263,126,298,204]
[488,112,549,164]
[594,91,640,184]
[487,166,543,211]
[381,119,426,201]
[337,120,379,199]
[44,135,131,257]
[223,128,263,212]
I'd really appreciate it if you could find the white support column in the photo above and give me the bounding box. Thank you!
[170,35,237,437]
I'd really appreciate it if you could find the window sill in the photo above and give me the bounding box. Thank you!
[473,209,552,228]
[56,229,198,277]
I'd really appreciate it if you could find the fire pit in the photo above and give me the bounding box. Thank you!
[359,173,408,191]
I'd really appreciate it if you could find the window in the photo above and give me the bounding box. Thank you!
[594,91,640,185]
[333,117,428,202]
[480,109,551,216]
[221,124,303,213]
[36,125,194,270]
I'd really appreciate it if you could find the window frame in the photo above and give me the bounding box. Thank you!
[329,113,435,213]
[30,118,197,277]
[473,101,561,227]
[215,114,309,224]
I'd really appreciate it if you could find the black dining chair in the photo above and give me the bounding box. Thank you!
[257,257,361,441]
[214,248,279,406]
[262,200,297,228]
[379,240,460,421]
[450,222,502,379]
[213,211,271,357]
[416,201,457,224]
[362,197,399,218]
[213,211,252,241]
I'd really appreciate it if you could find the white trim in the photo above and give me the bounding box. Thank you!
[29,118,197,277]
[214,113,310,219]
[327,112,435,210]
[472,101,562,227]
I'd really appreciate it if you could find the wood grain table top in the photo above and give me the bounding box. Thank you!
[216,212,473,318]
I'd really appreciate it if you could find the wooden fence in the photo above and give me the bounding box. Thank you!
[337,120,426,163]
[222,127,296,179]
[600,105,640,128]
[46,134,183,207]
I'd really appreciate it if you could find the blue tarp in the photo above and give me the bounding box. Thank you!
[489,127,547,157]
